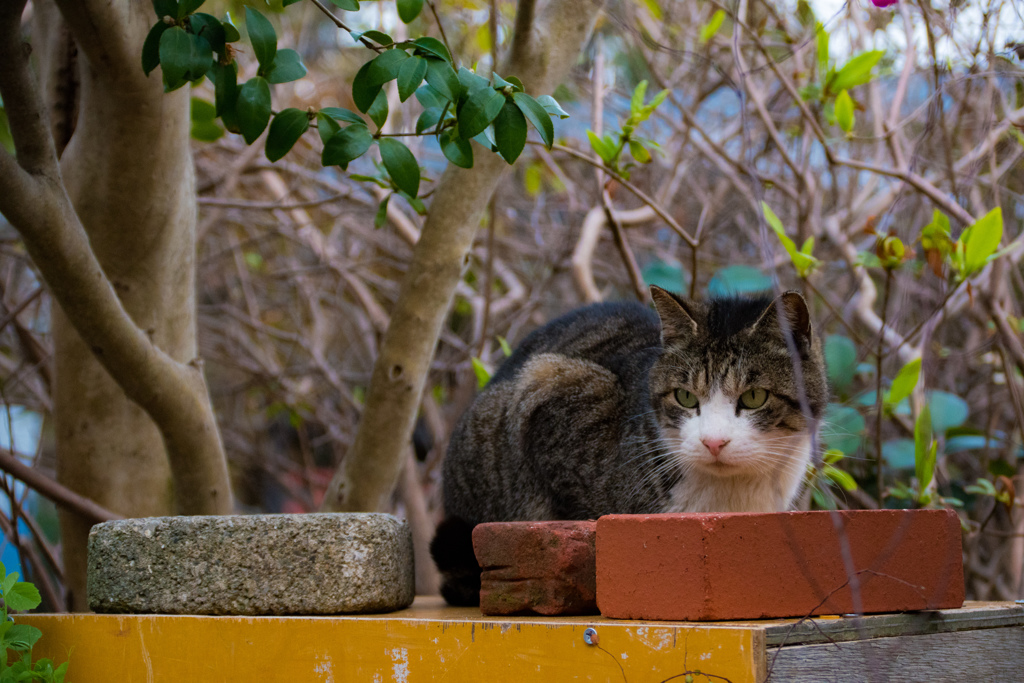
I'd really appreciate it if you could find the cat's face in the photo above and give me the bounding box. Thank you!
[648,288,828,490]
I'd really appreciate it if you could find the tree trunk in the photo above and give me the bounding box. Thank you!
[0,0,233,609]
[322,0,603,512]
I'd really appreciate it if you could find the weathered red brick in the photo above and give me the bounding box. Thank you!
[473,521,597,616]
[597,509,964,621]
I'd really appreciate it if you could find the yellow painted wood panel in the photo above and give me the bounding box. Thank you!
[18,600,763,682]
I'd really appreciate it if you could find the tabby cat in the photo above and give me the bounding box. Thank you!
[431,286,829,605]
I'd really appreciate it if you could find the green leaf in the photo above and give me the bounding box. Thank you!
[222,14,241,42]
[190,97,224,142]
[440,130,473,168]
[535,95,569,119]
[3,624,41,652]
[498,336,513,357]
[366,48,410,86]
[0,574,15,598]
[642,260,686,291]
[472,127,496,151]
[178,0,205,18]
[397,0,424,23]
[415,84,445,110]
[835,89,854,132]
[458,86,505,140]
[914,402,936,492]
[397,56,428,102]
[825,334,857,393]
[629,139,651,163]
[821,403,865,455]
[963,207,1003,275]
[816,22,829,77]
[212,62,238,130]
[928,390,968,432]
[887,357,921,405]
[236,76,272,144]
[321,123,373,168]
[828,50,884,94]
[824,464,857,491]
[587,130,616,164]
[762,201,819,277]
[352,60,383,113]
[415,107,444,135]
[266,108,309,162]
[699,9,726,44]
[457,66,491,94]
[425,59,462,104]
[158,26,193,90]
[244,6,277,71]
[412,36,452,64]
[283,0,305,6]
[493,100,527,164]
[471,357,491,388]
[379,137,420,197]
[374,194,390,229]
[329,0,360,9]
[513,92,553,148]
[153,0,178,18]
[706,265,772,296]
[187,32,214,82]
[367,89,389,129]
[142,21,170,76]
[355,29,392,46]
[266,48,307,84]
[882,438,915,470]
[189,13,227,57]
[630,81,648,115]
[4,582,40,612]
[321,107,364,125]
[416,107,443,134]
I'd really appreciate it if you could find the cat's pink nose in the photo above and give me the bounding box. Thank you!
[702,437,730,458]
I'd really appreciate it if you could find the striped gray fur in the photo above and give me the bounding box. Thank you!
[431,287,829,605]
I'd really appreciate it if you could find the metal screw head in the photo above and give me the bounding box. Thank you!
[583,627,599,646]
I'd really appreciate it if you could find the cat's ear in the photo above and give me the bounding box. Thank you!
[754,291,812,344]
[651,286,699,342]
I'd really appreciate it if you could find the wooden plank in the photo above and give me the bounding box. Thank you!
[18,599,764,683]
[766,626,1024,682]
[764,601,1024,646]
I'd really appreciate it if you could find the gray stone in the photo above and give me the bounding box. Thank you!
[87,513,414,615]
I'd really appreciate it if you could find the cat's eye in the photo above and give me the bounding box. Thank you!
[674,389,699,409]
[739,388,769,410]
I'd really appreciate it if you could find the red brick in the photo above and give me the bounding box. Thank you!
[473,521,597,616]
[596,509,964,621]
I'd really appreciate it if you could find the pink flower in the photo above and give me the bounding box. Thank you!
[871,0,899,7]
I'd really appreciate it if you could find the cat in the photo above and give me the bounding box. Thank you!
[430,286,829,606]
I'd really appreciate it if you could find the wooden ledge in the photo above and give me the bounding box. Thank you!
[16,599,1023,682]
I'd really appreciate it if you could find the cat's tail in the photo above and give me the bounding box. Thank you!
[430,516,481,606]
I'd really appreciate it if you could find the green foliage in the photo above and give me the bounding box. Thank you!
[807,449,858,510]
[585,80,667,178]
[190,97,223,142]
[953,207,1003,281]
[824,335,857,393]
[821,403,865,455]
[762,202,819,277]
[142,0,567,199]
[887,357,920,406]
[914,402,937,503]
[0,564,67,682]
[826,50,885,95]
[378,138,421,198]
[471,357,491,388]
[706,265,771,296]
[835,89,854,132]
[265,108,310,162]
[699,9,726,44]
